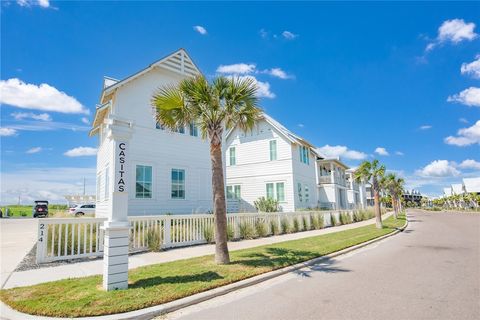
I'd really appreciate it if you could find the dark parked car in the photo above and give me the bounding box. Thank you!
[33,200,49,218]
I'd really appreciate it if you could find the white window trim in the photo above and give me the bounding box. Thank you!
[227,184,241,200]
[171,168,186,200]
[266,181,286,203]
[132,162,155,200]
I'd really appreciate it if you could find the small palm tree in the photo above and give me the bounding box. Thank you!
[354,159,386,228]
[382,173,398,219]
[152,76,262,264]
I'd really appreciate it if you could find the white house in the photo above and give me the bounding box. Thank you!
[345,168,367,209]
[463,177,480,194]
[316,158,350,210]
[225,114,318,212]
[90,49,213,217]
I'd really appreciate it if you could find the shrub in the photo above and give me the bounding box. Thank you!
[330,213,338,227]
[255,221,268,238]
[227,223,235,241]
[270,220,279,235]
[293,218,300,233]
[202,225,214,243]
[280,218,290,234]
[146,228,162,252]
[239,222,255,239]
[318,214,325,229]
[254,197,280,212]
[302,216,308,231]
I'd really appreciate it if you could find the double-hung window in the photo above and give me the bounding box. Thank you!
[156,122,164,130]
[136,165,152,198]
[299,146,310,164]
[226,185,241,200]
[189,122,198,137]
[266,182,285,202]
[175,126,185,134]
[171,169,185,199]
[269,140,277,161]
[229,147,236,166]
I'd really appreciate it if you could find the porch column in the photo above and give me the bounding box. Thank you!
[102,118,133,291]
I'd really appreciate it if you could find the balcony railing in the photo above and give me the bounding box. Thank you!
[318,175,346,187]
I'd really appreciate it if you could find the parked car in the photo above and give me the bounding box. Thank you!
[33,200,49,218]
[69,204,96,216]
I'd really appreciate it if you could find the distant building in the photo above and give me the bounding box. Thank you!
[402,189,423,206]
[442,177,480,198]
[64,195,96,207]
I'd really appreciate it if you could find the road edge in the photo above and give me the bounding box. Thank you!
[0,215,409,320]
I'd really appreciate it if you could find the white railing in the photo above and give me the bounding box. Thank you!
[36,210,357,263]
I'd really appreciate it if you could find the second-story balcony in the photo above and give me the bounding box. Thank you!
[318,174,346,187]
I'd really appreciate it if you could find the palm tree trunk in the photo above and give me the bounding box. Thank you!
[373,189,383,229]
[391,197,397,219]
[210,141,230,264]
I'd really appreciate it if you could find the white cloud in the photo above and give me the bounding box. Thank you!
[444,120,480,146]
[395,151,404,156]
[259,28,268,38]
[0,167,96,205]
[461,55,480,79]
[298,123,304,128]
[239,76,275,99]
[282,31,298,40]
[419,125,432,130]
[217,63,256,74]
[0,128,17,137]
[193,25,207,35]
[458,159,480,170]
[374,147,389,156]
[26,147,42,154]
[416,160,460,177]
[11,112,51,121]
[317,145,367,160]
[16,0,50,8]
[448,87,480,107]
[426,19,477,51]
[459,117,469,123]
[0,78,88,114]
[64,147,97,157]
[81,117,90,124]
[262,68,293,79]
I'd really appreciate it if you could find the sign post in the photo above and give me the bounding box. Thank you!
[102,118,132,291]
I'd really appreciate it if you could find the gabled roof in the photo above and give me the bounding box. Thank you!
[451,183,464,194]
[443,187,452,196]
[317,158,350,170]
[100,48,201,104]
[463,177,480,193]
[225,113,317,153]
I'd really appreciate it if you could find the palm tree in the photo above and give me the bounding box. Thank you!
[354,160,386,229]
[152,76,262,264]
[381,173,398,218]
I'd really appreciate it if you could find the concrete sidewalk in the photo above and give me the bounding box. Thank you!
[3,212,392,289]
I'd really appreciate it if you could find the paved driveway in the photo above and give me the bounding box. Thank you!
[166,210,480,320]
[0,218,38,288]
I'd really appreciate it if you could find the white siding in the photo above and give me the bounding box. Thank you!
[291,144,318,209]
[95,66,213,216]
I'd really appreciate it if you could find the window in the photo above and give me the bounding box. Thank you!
[269,140,277,161]
[299,146,310,164]
[227,185,241,200]
[156,122,164,130]
[136,165,152,198]
[229,147,236,166]
[104,166,110,200]
[266,182,285,202]
[305,185,309,203]
[298,183,303,202]
[189,122,198,137]
[276,183,285,202]
[266,183,275,199]
[174,126,185,134]
[171,169,185,199]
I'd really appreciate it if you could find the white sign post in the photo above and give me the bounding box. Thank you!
[102,119,132,291]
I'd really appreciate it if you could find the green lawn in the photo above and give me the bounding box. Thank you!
[1,205,68,218]
[0,214,406,317]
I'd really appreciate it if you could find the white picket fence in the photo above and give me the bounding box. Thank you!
[36,210,357,263]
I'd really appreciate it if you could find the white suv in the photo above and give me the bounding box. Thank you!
[69,204,96,216]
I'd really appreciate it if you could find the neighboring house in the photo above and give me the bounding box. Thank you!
[315,158,349,210]
[90,49,213,217]
[365,182,375,206]
[345,168,367,209]
[443,187,452,197]
[403,189,423,206]
[451,183,465,195]
[225,114,318,212]
[463,177,480,195]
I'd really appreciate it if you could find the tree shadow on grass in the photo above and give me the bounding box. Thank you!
[130,271,223,289]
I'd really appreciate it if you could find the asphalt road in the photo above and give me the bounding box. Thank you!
[0,218,38,288]
[166,210,480,320]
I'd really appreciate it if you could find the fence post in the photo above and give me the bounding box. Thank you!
[36,220,47,264]
[234,215,240,239]
[164,216,171,248]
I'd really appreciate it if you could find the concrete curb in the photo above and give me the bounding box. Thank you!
[0,215,409,320]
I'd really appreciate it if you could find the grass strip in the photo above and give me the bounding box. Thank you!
[0,214,405,317]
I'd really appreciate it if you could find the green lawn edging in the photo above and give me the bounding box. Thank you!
[0,214,406,318]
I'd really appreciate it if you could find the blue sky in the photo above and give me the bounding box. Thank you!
[1,1,479,204]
